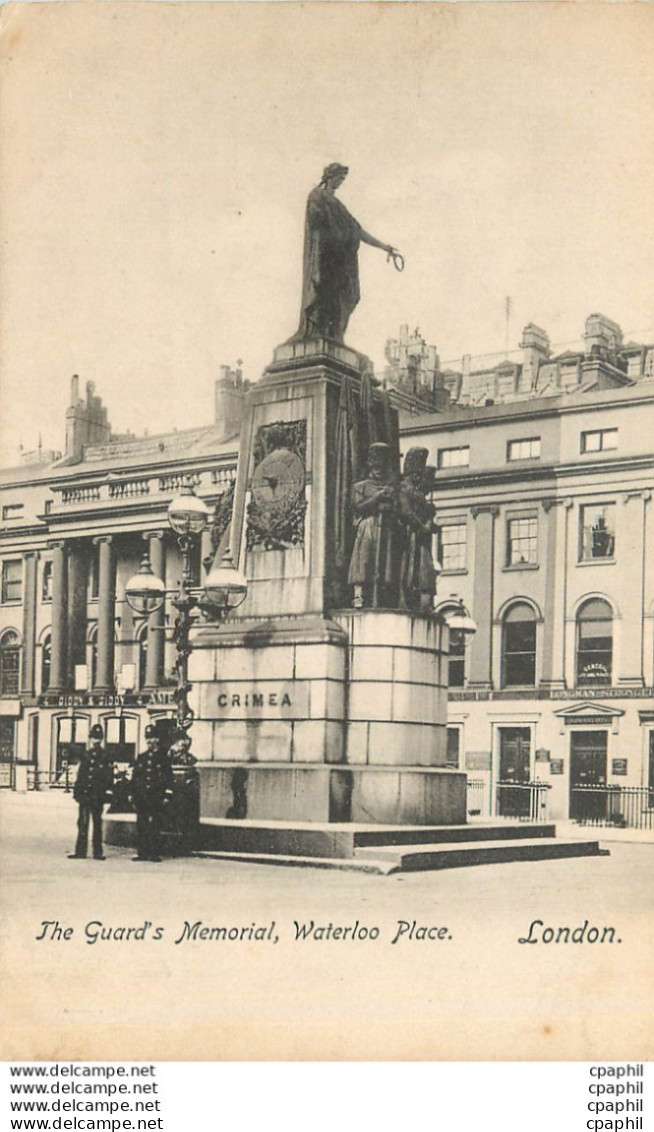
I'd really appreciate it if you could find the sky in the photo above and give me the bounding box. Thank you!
[1,2,653,465]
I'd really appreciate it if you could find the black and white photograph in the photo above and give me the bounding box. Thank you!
[0,1,652,1064]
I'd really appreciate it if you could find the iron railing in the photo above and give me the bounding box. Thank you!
[466,778,488,818]
[0,761,16,789]
[27,766,74,792]
[571,785,654,830]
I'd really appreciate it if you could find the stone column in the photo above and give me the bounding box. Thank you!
[67,543,88,687]
[49,541,68,692]
[617,490,650,686]
[143,532,166,689]
[468,505,498,691]
[20,552,38,696]
[540,499,572,689]
[93,536,116,691]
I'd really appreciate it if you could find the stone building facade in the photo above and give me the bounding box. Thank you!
[0,375,240,788]
[399,314,654,822]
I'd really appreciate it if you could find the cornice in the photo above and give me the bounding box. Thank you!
[428,452,653,492]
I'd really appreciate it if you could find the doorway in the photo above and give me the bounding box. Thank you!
[0,719,16,788]
[55,716,89,785]
[497,727,531,818]
[570,730,608,821]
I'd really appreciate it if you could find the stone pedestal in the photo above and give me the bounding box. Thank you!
[226,338,389,619]
[189,609,464,825]
[190,338,465,829]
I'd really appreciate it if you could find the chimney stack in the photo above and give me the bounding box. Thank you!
[214,362,245,439]
[65,376,111,460]
[520,323,551,391]
[584,313,623,357]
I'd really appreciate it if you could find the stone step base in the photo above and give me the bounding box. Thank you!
[196,818,558,858]
[353,837,605,872]
[105,815,606,871]
[191,837,603,874]
[193,850,397,874]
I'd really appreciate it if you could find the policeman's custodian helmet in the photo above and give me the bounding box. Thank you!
[144,724,157,739]
[89,724,104,739]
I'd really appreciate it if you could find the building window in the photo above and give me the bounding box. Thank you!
[0,630,21,696]
[581,429,618,453]
[580,504,615,560]
[576,598,612,686]
[507,437,541,462]
[105,716,138,764]
[88,626,99,688]
[446,727,461,768]
[439,523,467,571]
[1,560,23,604]
[501,603,537,687]
[41,635,52,693]
[507,517,538,566]
[438,446,470,469]
[2,504,24,521]
[56,716,89,777]
[42,561,53,603]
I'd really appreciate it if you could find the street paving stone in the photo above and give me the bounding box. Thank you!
[1,792,652,1062]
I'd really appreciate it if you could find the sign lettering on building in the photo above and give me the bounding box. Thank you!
[38,690,176,709]
[465,750,492,771]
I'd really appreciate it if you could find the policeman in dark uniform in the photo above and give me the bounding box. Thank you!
[130,723,175,862]
[68,724,114,861]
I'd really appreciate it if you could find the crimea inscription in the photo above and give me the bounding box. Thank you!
[210,682,310,719]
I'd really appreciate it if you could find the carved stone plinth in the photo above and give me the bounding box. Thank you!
[188,609,462,825]
[223,340,394,619]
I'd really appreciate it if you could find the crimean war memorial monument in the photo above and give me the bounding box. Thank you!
[109,165,603,869]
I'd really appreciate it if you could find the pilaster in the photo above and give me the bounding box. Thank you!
[617,490,650,686]
[539,498,572,689]
[467,505,498,691]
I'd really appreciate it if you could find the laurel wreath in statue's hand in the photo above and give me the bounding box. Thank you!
[387,248,405,272]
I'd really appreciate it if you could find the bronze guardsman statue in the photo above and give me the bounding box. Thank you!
[294,164,401,343]
[398,447,439,612]
[348,442,401,609]
[129,723,175,863]
[167,732,200,856]
[68,724,114,861]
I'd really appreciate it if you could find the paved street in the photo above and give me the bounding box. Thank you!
[1,791,652,1062]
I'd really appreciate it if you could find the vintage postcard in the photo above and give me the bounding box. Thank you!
[0,1,653,1063]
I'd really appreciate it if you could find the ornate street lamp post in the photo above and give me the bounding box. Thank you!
[443,599,477,644]
[125,480,247,758]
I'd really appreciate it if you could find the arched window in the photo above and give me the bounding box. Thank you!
[0,630,21,696]
[138,624,149,689]
[502,602,537,687]
[41,634,52,693]
[442,606,465,687]
[576,599,612,686]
